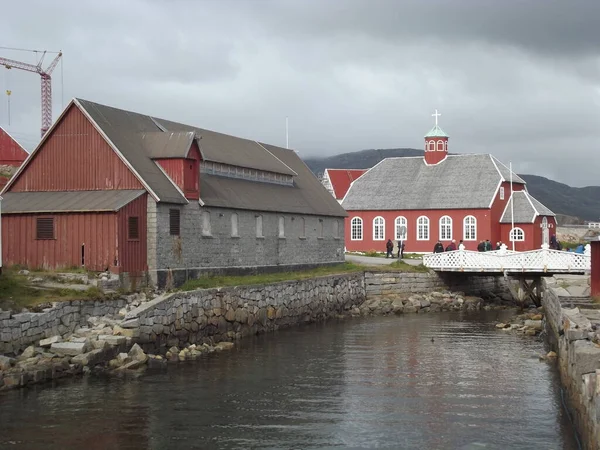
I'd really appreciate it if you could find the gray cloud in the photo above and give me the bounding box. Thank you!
[1,0,599,187]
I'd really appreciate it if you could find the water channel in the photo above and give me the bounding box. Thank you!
[0,310,579,449]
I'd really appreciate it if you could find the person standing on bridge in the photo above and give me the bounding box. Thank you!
[445,239,457,251]
[485,240,492,251]
[433,241,444,253]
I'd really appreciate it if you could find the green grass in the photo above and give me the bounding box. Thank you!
[0,268,104,311]
[388,260,430,272]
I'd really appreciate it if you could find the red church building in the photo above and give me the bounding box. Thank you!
[339,113,556,253]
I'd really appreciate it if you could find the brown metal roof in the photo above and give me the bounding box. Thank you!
[140,131,196,159]
[201,144,347,217]
[2,190,146,214]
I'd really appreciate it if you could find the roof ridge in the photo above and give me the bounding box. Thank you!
[255,142,298,176]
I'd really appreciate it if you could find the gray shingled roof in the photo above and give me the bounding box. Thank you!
[75,99,344,217]
[500,190,555,223]
[2,190,145,214]
[341,154,526,211]
[140,131,196,158]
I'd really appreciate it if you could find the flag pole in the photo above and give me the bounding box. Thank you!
[286,117,289,149]
[510,161,515,251]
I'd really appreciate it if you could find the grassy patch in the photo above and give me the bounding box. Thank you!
[388,260,430,272]
[0,268,103,311]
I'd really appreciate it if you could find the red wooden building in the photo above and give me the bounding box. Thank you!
[338,115,556,253]
[322,169,367,202]
[0,127,28,166]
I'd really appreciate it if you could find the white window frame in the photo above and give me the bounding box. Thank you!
[395,216,407,241]
[428,140,435,152]
[500,187,505,200]
[439,215,452,240]
[278,216,285,238]
[351,217,363,241]
[231,212,239,237]
[202,210,211,236]
[373,216,385,241]
[463,215,477,241]
[437,140,444,151]
[417,216,429,241]
[256,215,263,238]
[510,227,525,242]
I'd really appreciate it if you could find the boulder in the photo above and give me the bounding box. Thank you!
[50,342,87,356]
[0,355,15,371]
[39,336,62,348]
[524,320,543,331]
[97,335,126,346]
[496,323,510,329]
[19,345,37,360]
[117,353,131,364]
[215,341,234,351]
[128,344,148,364]
[113,325,137,338]
[530,314,543,321]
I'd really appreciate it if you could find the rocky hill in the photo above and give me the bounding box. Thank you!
[303,148,600,222]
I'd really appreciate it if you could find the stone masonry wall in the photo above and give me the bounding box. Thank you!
[126,273,365,351]
[0,298,133,355]
[148,201,345,287]
[543,282,600,450]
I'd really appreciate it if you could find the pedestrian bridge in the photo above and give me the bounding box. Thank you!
[423,247,591,275]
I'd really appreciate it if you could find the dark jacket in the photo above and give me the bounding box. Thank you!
[446,242,457,251]
[477,242,485,252]
[386,240,393,251]
[433,243,444,253]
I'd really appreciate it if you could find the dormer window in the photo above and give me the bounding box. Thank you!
[437,140,444,151]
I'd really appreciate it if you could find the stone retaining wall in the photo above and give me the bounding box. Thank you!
[0,298,134,355]
[125,273,366,351]
[543,281,600,450]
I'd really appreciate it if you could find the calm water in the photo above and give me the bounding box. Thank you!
[0,311,578,450]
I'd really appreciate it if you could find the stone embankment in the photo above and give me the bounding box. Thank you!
[543,275,600,450]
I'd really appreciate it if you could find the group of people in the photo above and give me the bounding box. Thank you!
[433,239,465,253]
[386,239,406,259]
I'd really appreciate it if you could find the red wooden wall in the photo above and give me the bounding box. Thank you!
[3,212,118,271]
[490,181,525,242]
[154,141,200,200]
[0,128,28,166]
[117,193,148,273]
[9,105,143,192]
[591,241,600,297]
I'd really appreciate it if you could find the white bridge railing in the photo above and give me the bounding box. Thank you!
[423,246,591,274]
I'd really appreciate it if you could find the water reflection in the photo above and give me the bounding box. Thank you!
[0,311,577,449]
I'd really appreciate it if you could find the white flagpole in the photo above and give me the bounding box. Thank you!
[286,117,289,149]
[510,161,515,251]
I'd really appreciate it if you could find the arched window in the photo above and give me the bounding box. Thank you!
[202,210,211,236]
[463,216,477,241]
[437,140,444,151]
[510,227,525,241]
[395,216,407,241]
[231,213,239,237]
[439,216,452,240]
[417,216,429,240]
[351,217,363,241]
[428,140,435,152]
[373,216,385,241]
[278,216,285,238]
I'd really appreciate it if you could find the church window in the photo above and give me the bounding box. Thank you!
[279,216,285,238]
[256,215,263,238]
[395,216,407,241]
[231,213,239,237]
[444,141,448,151]
[463,216,477,241]
[417,216,429,240]
[500,187,505,200]
[510,227,525,242]
[373,216,385,241]
[201,210,211,236]
[439,216,452,240]
[351,217,363,240]
[428,140,435,152]
[437,140,444,151]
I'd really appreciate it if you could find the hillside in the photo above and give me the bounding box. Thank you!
[303,149,600,222]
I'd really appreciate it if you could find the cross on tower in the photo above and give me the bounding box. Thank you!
[432,109,441,127]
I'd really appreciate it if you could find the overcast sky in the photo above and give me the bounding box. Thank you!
[2,0,599,186]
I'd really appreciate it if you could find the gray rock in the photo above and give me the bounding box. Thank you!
[0,355,14,370]
[524,320,542,331]
[120,318,140,329]
[128,343,148,364]
[39,335,62,348]
[50,342,87,356]
[96,335,126,346]
[19,345,37,360]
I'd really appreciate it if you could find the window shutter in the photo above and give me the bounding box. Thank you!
[128,217,139,240]
[170,209,181,236]
[36,218,54,240]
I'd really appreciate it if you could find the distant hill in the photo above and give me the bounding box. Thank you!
[303,149,600,222]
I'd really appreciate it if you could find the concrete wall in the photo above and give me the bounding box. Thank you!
[543,282,600,450]
[147,200,345,287]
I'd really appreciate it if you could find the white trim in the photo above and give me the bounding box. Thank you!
[509,226,525,241]
[394,216,407,241]
[523,190,539,216]
[499,186,505,201]
[492,156,526,186]
[149,117,168,132]
[372,216,385,241]
[436,140,445,151]
[417,215,430,241]
[154,161,190,204]
[489,154,505,183]
[463,215,477,241]
[422,154,448,166]
[488,178,503,208]
[439,215,452,240]
[0,126,29,155]
[350,216,363,241]
[254,141,298,176]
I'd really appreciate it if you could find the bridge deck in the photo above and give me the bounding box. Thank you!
[423,248,590,275]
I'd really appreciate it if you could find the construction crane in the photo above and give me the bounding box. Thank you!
[0,50,62,137]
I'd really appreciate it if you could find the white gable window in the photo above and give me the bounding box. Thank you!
[395,216,407,241]
[279,216,285,238]
[373,216,385,241]
[428,140,435,152]
[351,217,363,240]
[500,187,505,200]
[463,215,477,241]
[231,213,239,237]
[256,215,263,238]
[510,227,525,242]
[439,216,452,240]
[437,140,444,151]
[417,216,429,240]
[202,210,211,236]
